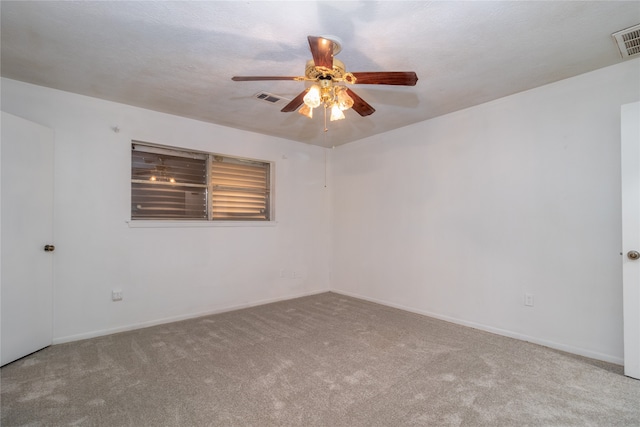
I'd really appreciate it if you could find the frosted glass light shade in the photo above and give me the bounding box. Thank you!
[330,104,346,121]
[298,104,313,118]
[336,87,354,111]
[303,85,321,108]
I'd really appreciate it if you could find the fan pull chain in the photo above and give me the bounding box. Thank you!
[323,105,328,187]
[323,104,328,132]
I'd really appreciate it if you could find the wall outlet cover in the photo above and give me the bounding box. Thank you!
[524,293,534,307]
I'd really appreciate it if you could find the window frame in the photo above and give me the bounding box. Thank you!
[129,141,275,227]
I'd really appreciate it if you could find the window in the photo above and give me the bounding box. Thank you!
[131,142,271,221]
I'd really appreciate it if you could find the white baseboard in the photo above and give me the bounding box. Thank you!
[52,289,328,345]
[330,289,624,366]
[54,287,624,366]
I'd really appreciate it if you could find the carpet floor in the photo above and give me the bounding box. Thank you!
[2,292,639,426]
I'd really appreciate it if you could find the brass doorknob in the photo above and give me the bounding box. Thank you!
[44,244,55,252]
[628,250,640,260]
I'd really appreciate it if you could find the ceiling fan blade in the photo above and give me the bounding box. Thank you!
[346,88,375,117]
[281,89,308,113]
[351,72,418,86]
[308,36,333,69]
[232,76,299,81]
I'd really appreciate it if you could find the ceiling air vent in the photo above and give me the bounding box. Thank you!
[612,24,640,59]
[254,92,287,105]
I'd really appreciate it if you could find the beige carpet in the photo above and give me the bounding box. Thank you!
[2,292,639,426]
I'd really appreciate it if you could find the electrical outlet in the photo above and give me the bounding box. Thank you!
[112,290,123,301]
[524,293,534,307]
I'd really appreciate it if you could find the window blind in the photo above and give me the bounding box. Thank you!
[210,156,270,220]
[131,144,208,219]
[131,142,272,222]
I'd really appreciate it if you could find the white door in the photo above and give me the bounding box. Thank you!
[1,112,54,366]
[622,101,640,379]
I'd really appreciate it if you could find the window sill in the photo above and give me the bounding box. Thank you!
[126,220,277,228]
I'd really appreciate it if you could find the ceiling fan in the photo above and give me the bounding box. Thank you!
[232,36,418,121]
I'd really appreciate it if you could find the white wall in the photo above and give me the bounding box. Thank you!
[3,58,639,363]
[1,78,332,343]
[332,58,640,364]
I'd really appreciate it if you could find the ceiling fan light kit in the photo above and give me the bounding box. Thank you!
[232,35,418,129]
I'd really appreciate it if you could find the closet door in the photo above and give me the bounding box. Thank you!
[1,112,54,366]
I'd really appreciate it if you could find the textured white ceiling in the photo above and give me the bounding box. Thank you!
[1,1,639,147]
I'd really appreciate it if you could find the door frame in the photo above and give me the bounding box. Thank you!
[622,101,640,379]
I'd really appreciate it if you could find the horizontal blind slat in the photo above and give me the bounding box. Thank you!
[212,175,265,183]
[132,180,207,189]
[212,184,267,192]
[213,162,266,172]
[212,214,267,220]
[210,170,266,180]
[214,203,266,209]
[211,192,266,199]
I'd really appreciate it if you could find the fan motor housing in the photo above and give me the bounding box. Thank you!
[305,59,347,80]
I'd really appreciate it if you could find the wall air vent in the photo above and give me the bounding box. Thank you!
[254,92,288,105]
[613,24,640,59]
